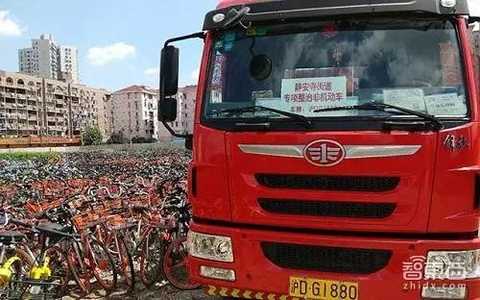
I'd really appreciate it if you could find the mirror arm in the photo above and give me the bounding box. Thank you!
[162,121,187,138]
[159,31,205,141]
[163,32,206,48]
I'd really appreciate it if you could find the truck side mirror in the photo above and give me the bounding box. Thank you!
[160,46,179,97]
[159,97,177,122]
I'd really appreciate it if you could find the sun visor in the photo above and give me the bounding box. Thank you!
[204,0,471,31]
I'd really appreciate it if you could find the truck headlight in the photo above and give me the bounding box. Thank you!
[425,250,480,279]
[187,231,234,262]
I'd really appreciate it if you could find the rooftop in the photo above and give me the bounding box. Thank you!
[113,85,158,95]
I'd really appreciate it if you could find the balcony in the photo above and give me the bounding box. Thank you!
[49,126,66,132]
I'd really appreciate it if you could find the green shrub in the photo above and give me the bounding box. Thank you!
[81,126,103,146]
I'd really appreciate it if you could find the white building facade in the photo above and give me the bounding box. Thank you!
[59,46,79,83]
[111,86,159,142]
[19,34,79,83]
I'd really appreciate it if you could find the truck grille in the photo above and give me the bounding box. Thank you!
[262,242,391,274]
[258,199,396,219]
[256,174,399,192]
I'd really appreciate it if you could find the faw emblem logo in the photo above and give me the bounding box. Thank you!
[304,140,346,167]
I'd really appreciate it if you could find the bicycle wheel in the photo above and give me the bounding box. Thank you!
[85,236,118,293]
[105,231,135,291]
[140,228,166,287]
[163,237,200,290]
[43,246,70,298]
[3,247,34,295]
[66,241,92,295]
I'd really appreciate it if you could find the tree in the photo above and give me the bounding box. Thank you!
[107,132,125,144]
[81,126,103,146]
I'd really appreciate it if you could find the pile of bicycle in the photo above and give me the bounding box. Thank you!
[0,148,198,299]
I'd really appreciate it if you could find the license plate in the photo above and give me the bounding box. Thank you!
[289,276,359,300]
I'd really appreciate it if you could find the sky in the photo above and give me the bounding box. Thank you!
[0,0,479,91]
[0,0,216,91]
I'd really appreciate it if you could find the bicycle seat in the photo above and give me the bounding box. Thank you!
[0,231,27,244]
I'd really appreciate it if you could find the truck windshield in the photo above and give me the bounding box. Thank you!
[203,19,468,123]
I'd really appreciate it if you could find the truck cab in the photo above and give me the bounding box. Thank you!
[159,0,480,299]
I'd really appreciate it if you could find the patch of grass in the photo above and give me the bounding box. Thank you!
[0,151,61,161]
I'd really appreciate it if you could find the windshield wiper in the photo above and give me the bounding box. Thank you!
[314,101,443,131]
[215,105,313,128]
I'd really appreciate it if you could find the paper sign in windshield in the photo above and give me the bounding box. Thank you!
[383,89,426,112]
[280,77,347,116]
[424,93,467,116]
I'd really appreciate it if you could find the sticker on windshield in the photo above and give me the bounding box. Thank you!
[280,76,348,116]
[214,41,224,50]
[424,93,467,116]
[223,32,236,42]
[209,54,225,104]
[252,90,274,100]
[247,27,268,36]
[383,89,426,112]
[222,32,236,52]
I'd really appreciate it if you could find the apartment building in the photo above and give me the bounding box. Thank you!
[0,70,110,138]
[19,34,79,83]
[111,85,159,142]
[59,46,79,83]
[168,85,196,135]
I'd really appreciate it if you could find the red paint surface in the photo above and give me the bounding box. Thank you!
[187,8,480,298]
[217,0,260,9]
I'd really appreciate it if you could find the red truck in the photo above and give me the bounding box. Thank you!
[159,0,480,299]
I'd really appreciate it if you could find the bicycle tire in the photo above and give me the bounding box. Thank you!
[139,228,166,287]
[85,236,118,293]
[66,241,92,296]
[106,232,135,291]
[43,246,70,298]
[162,237,200,290]
[5,247,37,299]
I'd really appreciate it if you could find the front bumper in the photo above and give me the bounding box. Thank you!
[188,222,480,300]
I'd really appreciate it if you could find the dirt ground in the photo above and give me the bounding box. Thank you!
[63,285,219,300]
